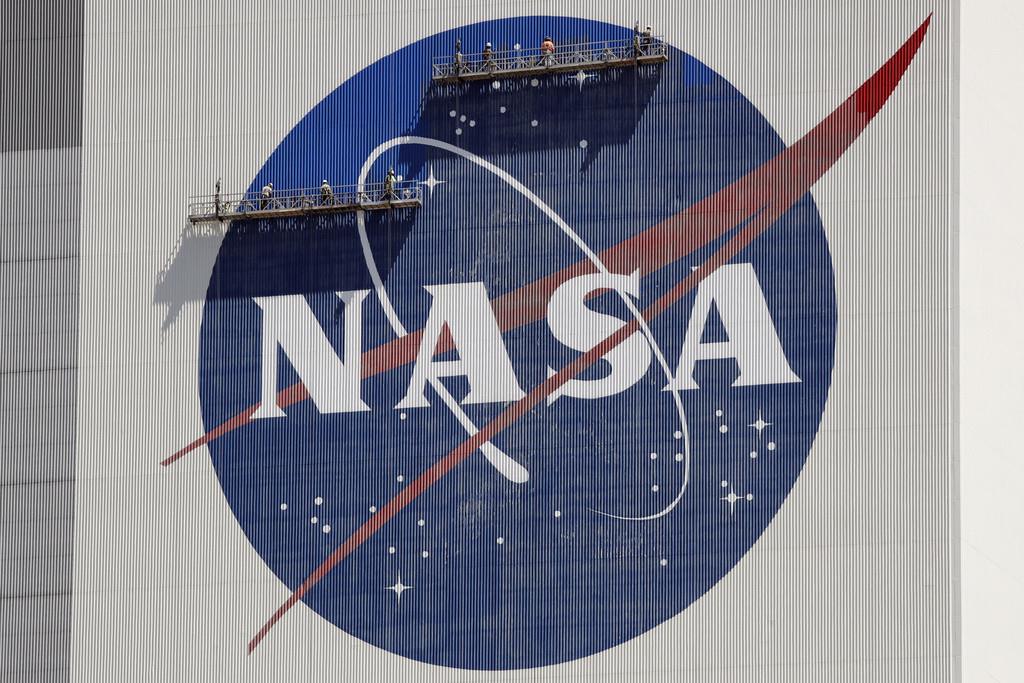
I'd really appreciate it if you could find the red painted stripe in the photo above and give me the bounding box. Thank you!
[170,17,930,470]
[246,16,932,653]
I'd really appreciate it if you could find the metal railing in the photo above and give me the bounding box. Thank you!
[431,36,668,82]
[187,181,422,223]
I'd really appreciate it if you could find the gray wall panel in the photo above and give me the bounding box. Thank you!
[1,3,84,152]
[0,594,71,681]
[0,4,83,674]
[0,369,77,487]
[0,147,82,263]
[0,259,79,374]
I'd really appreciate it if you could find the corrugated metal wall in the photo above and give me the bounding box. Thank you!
[0,2,83,681]
[3,1,959,681]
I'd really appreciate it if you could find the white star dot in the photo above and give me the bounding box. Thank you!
[418,519,425,527]
[554,510,562,518]
[768,441,777,451]
[459,114,466,122]
[421,551,429,559]
[449,110,457,118]
[314,496,323,506]
[660,559,668,567]
[530,120,538,127]
[385,573,413,604]
[530,78,539,86]
[719,424,729,434]
[396,475,405,483]
[322,525,331,534]
[469,120,476,127]
[719,482,753,515]
[715,409,723,417]
[310,516,318,524]
[579,139,588,149]
[492,81,500,89]
[650,452,658,460]
[399,412,407,420]
[652,485,660,493]
[496,537,504,545]
[455,128,463,135]
[500,106,507,113]
[572,70,594,91]
[369,506,377,513]
[279,503,288,511]
[418,165,446,197]
[749,411,774,437]
[675,453,684,462]
[674,430,683,439]
[750,451,758,459]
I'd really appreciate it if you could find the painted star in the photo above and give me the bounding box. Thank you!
[385,573,413,604]
[748,411,773,437]
[720,485,754,515]
[572,70,594,91]
[418,165,446,197]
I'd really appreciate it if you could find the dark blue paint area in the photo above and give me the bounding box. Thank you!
[198,16,836,670]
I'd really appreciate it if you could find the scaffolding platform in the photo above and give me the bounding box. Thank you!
[187,181,422,224]
[431,36,669,83]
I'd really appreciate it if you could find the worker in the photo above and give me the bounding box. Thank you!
[641,25,653,49]
[453,38,464,75]
[214,178,221,217]
[482,42,495,70]
[320,179,334,205]
[540,36,555,66]
[384,167,397,200]
[260,182,273,209]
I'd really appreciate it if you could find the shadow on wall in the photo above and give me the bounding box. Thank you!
[152,57,665,329]
[153,222,223,331]
[409,60,664,178]
[152,210,416,331]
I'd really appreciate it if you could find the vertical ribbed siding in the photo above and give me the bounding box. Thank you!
[61,1,957,681]
[0,2,83,682]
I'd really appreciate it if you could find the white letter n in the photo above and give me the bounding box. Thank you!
[252,291,371,418]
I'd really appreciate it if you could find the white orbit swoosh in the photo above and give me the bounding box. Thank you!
[356,135,691,521]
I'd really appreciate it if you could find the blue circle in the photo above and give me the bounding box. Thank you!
[199,16,835,670]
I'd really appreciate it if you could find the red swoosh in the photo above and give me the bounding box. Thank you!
[242,16,932,653]
[164,15,927,468]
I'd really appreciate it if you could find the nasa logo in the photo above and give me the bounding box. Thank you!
[166,15,930,670]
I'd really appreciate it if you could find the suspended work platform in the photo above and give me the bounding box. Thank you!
[187,181,422,224]
[431,36,669,83]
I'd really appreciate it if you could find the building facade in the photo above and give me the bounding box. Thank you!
[1,2,957,680]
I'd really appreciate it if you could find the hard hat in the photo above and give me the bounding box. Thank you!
[646,25,652,31]
[486,42,492,47]
[544,36,552,41]
[322,179,328,184]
